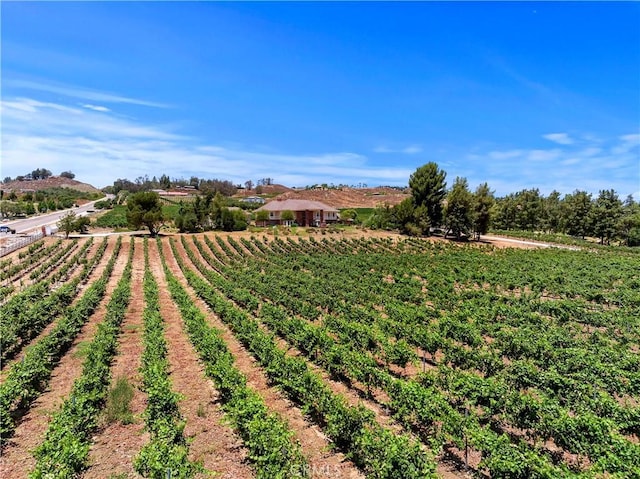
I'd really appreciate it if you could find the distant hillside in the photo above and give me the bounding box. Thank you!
[236,184,294,196]
[272,187,410,209]
[1,176,102,194]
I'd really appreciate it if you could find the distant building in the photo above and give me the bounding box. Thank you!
[256,199,339,227]
[163,191,190,196]
[242,196,266,205]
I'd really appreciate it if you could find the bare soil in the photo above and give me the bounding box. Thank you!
[148,239,254,479]
[275,187,410,209]
[84,237,148,479]
[2,176,101,194]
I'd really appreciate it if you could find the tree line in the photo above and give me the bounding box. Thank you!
[367,162,640,246]
[3,170,76,183]
[103,174,238,196]
[0,187,101,220]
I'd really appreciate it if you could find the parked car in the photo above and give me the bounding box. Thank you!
[0,226,16,234]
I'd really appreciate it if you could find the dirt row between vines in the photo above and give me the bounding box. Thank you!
[189,235,472,479]
[148,238,254,479]
[165,237,365,479]
[0,237,130,478]
[83,236,148,479]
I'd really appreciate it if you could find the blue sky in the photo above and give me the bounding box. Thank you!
[2,2,639,197]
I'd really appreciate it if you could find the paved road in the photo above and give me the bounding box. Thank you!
[1,200,102,234]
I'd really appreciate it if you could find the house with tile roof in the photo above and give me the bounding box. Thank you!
[255,198,339,227]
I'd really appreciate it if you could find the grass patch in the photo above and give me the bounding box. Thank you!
[72,341,92,359]
[94,205,129,229]
[162,204,180,218]
[104,376,135,425]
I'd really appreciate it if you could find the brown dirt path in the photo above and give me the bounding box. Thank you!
[83,237,148,479]
[164,237,364,479]
[0,236,130,478]
[148,239,254,479]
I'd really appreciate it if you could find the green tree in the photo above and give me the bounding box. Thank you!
[31,168,52,180]
[126,191,165,236]
[563,190,593,239]
[24,202,36,215]
[409,162,447,229]
[514,188,543,231]
[57,211,78,239]
[340,209,358,223]
[444,177,474,239]
[618,195,640,246]
[392,198,417,235]
[60,171,75,179]
[364,204,394,230]
[255,209,269,226]
[175,208,199,233]
[75,215,91,233]
[364,204,393,230]
[589,189,623,245]
[391,199,430,236]
[230,209,248,231]
[159,174,171,190]
[210,192,227,230]
[472,182,494,240]
[281,210,295,225]
[542,190,564,233]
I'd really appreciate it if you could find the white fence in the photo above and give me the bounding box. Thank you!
[0,231,44,258]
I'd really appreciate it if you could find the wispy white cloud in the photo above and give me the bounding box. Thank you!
[527,149,561,162]
[611,133,640,155]
[543,133,574,145]
[3,94,637,198]
[5,79,168,108]
[579,147,602,157]
[373,144,422,154]
[488,149,523,160]
[81,104,111,112]
[464,133,640,199]
[1,96,411,188]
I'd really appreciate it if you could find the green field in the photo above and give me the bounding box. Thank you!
[184,235,640,477]
[2,235,638,478]
[339,207,375,223]
[93,203,180,229]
